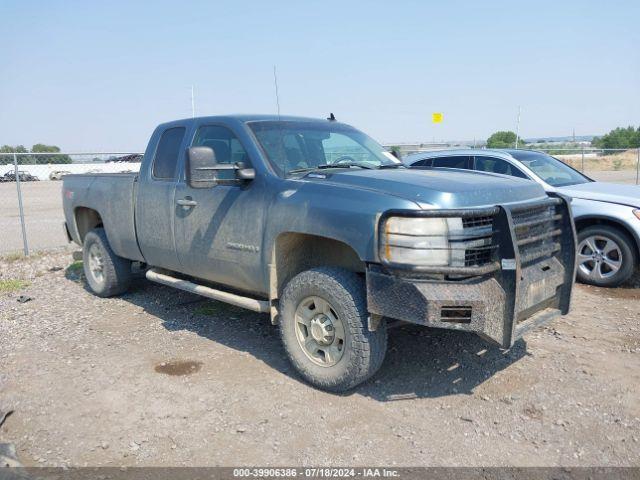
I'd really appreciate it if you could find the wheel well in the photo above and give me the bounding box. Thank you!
[575,217,640,256]
[74,207,103,243]
[270,233,365,300]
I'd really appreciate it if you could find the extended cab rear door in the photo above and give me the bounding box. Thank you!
[135,124,187,273]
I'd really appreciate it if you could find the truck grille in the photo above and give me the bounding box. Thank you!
[456,198,564,269]
[464,247,493,267]
[511,200,563,265]
[458,216,495,267]
[450,215,497,267]
[462,215,493,229]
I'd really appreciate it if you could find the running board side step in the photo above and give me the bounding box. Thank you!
[145,268,270,313]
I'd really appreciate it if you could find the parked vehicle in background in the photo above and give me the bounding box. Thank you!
[108,153,143,163]
[404,149,640,287]
[1,171,39,182]
[50,170,71,180]
[62,115,576,391]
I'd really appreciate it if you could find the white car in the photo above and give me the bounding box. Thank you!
[404,149,640,287]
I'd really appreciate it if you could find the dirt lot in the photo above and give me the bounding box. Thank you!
[0,250,639,467]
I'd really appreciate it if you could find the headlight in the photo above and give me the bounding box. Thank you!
[634,209,640,221]
[381,216,465,267]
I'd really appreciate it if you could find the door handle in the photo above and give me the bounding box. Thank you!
[176,197,197,207]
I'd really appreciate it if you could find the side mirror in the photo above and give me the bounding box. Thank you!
[186,146,256,187]
[235,163,256,181]
[186,146,218,188]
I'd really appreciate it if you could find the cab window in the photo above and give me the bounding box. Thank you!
[153,127,186,180]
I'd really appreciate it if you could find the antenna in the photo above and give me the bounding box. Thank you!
[273,65,281,119]
[191,85,195,118]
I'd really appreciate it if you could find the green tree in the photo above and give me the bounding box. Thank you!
[388,145,402,158]
[592,126,640,150]
[0,145,28,165]
[31,144,72,164]
[486,131,524,148]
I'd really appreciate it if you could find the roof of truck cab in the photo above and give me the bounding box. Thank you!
[158,114,342,127]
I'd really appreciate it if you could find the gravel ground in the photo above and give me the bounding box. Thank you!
[0,250,639,467]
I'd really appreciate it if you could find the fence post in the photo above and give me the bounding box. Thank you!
[636,148,640,185]
[581,146,585,172]
[13,153,29,256]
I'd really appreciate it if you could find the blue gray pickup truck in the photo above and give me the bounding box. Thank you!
[62,115,577,391]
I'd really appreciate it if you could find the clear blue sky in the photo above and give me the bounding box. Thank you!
[1,0,638,151]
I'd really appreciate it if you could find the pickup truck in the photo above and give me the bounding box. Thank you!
[62,115,577,392]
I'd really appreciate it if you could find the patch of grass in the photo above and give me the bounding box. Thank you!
[2,252,25,262]
[0,279,30,293]
[194,301,245,317]
[0,251,43,263]
[67,260,83,274]
[65,260,84,282]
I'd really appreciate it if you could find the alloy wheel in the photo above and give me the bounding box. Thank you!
[577,235,623,282]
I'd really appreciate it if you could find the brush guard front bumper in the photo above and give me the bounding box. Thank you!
[367,195,576,348]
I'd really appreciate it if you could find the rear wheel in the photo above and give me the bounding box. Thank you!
[82,228,132,297]
[576,225,636,287]
[279,267,387,392]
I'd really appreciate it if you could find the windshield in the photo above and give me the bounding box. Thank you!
[509,150,591,187]
[248,121,401,177]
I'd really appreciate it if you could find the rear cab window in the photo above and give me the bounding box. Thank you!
[152,127,186,180]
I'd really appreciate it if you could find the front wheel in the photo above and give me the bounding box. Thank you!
[279,267,387,392]
[576,225,637,287]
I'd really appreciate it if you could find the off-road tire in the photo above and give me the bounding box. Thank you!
[82,228,132,297]
[279,267,387,392]
[576,225,636,287]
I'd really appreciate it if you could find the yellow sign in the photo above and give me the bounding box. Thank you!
[432,112,443,124]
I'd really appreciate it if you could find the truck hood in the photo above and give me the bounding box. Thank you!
[557,182,640,208]
[303,168,548,209]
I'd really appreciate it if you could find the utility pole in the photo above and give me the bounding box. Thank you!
[191,85,195,118]
[515,106,521,149]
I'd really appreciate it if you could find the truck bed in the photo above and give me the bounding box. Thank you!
[62,173,144,262]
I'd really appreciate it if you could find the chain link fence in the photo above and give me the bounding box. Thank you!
[0,153,142,256]
[1,148,639,257]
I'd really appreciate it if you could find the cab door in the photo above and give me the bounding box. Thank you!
[173,124,267,294]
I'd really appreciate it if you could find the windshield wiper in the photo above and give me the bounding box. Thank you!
[317,163,375,170]
[287,167,320,174]
[378,163,405,169]
[288,162,382,175]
